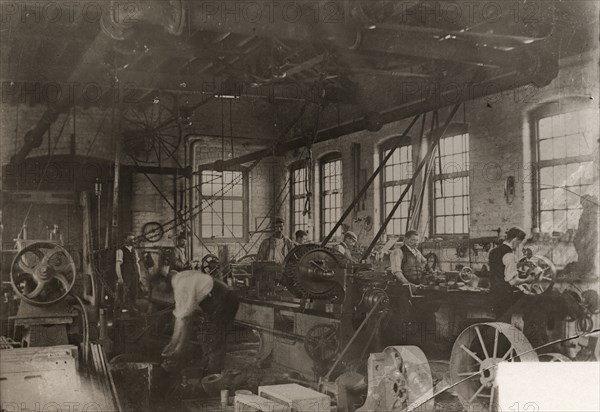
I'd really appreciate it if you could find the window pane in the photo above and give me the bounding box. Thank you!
[433,134,470,234]
[539,139,552,160]
[445,218,453,234]
[553,136,566,159]
[540,211,553,232]
[553,210,567,232]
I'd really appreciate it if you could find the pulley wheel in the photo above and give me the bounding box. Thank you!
[304,323,339,363]
[201,254,219,276]
[142,222,164,242]
[516,255,556,295]
[10,242,77,306]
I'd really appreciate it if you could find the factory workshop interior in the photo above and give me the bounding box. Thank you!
[1,0,599,411]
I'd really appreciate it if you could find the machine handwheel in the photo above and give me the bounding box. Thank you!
[459,266,474,283]
[450,322,538,412]
[10,242,77,306]
[304,324,339,363]
[516,255,556,295]
[201,254,220,275]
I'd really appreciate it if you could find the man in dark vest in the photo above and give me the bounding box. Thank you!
[115,232,141,313]
[391,230,427,284]
[489,226,534,320]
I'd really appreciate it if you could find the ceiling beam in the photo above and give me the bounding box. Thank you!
[199,69,539,169]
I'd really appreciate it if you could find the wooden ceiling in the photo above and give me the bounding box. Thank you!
[1,0,597,156]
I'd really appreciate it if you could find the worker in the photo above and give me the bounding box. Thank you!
[256,217,295,263]
[161,270,239,374]
[489,226,534,320]
[295,229,308,245]
[115,232,142,313]
[336,231,358,262]
[390,230,427,284]
[171,233,191,271]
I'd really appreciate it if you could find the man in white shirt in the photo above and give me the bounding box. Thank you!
[390,230,427,284]
[161,270,239,373]
[489,227,535,320]
[115,232,142,312]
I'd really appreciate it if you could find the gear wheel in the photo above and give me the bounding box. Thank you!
[282,243,349,300]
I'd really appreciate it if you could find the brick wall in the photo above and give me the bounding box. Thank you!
[292,50,599,271]
[190,137,287,261]
[0,97,285,262]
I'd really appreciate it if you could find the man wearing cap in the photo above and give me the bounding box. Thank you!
[256,217,295,263]
[295,229,308,245]
[390,230,427,284]
[336,231,358,262]
[489,226,535,320]
[115,232,142,313]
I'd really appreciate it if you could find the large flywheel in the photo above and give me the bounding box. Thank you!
[10,242,77,306]
[122,94,182,165]
[449,322,538,412]
[282,244,349,300]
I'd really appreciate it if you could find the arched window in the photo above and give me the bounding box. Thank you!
[320,152,342,238]
[432,125,470,235]
[531,102,597,232]
[380,136,413,236]
[290,159,310,234]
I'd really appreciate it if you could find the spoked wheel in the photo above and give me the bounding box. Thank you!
[450,322,538,412]
[201,254,219,276]
[10,242,77,306]
[516,255,556,295]
[122,93,182,165]
[304,323,339,363]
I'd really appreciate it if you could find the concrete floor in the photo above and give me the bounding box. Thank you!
[143,345,465,412]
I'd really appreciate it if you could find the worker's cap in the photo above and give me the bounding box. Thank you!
[506,226,526,240]
[177,233,187,241]
[274,217,285,224]
[344,231,358,242]
[123,232,136,239]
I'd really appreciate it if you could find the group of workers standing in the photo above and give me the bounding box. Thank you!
[115,215,534,374]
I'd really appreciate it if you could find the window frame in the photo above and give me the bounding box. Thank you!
[379,135,414,237]
[197,165,249,242]
[320,152,343,240]
[290,159,310,235]
[430,124,470,237]
[529,102,597,232]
